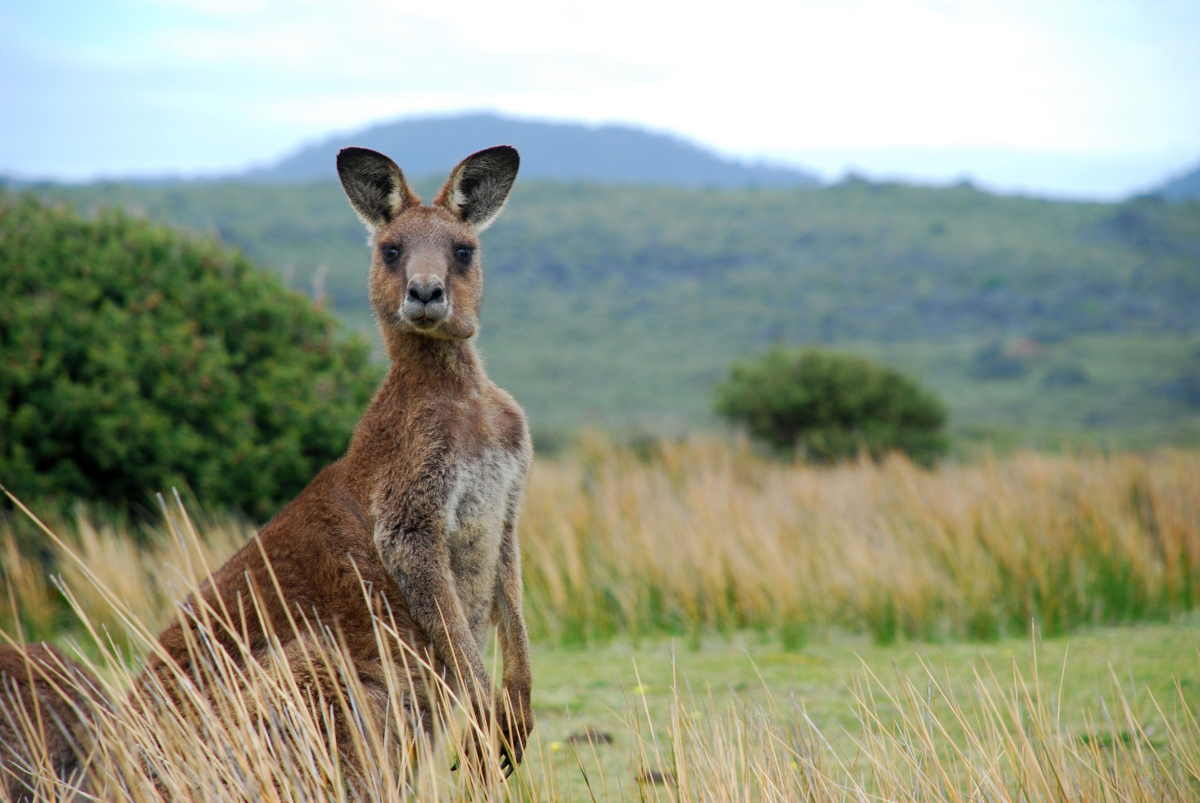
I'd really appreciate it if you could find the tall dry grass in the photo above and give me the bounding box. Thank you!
[1,500,536,801]
[643,654,1200,802]
[1,503,248,647]
[520,436,1200,644]
[3,438,1199,647]
[0,446,1198,799]
[1,500,1196,802]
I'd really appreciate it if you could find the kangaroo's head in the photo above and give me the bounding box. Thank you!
[337,145,519,341]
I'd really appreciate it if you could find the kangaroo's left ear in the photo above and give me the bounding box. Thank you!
[337,147,418,230]
[434,145,520,232]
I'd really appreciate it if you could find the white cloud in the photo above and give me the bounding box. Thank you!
[122,0,1199,156]
[4,0,1197,189]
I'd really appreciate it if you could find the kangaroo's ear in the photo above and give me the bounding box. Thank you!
[434,146,520,232]
[337,147,418,230]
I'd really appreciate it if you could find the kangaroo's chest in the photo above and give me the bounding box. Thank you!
[442,448,523,639]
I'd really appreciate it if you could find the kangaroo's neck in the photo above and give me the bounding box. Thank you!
[345,333,484,469]
[384,330,484,390]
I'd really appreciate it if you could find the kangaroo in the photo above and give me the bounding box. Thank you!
[0,145,533,794]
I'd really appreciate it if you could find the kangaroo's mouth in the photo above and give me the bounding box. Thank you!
[401,298,450,329]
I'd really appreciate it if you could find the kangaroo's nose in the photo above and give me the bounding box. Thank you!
[407,277,444,304]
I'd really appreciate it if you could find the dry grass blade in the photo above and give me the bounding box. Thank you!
[0,442,1198,800]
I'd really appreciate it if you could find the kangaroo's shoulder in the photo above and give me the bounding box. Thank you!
[480,380,531,465]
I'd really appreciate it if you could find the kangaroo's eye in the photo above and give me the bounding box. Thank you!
[453,245,474,266]
[380,244,402,265]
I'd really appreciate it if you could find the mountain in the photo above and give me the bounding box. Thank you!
[1154,162,1200,201]
[239,112,819,188]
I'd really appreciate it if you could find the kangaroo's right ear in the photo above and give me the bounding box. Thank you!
[434,145,520,232]
[336,147,419,230]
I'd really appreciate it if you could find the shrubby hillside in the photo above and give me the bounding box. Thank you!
[0,195,380,517]
[1155,161,1200,201]
[30,176,1200,447]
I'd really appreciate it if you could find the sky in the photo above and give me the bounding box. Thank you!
[3,0,1198,199]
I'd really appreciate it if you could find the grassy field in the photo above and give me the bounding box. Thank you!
[526,622,1200,800]
[7,438,1199,648]
[521,437,1200,645]
[2,440,1198,799]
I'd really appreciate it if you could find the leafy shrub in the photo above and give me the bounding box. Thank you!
[713,347,947,465]
[0,195,381,519]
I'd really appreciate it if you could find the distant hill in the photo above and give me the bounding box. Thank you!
[239,112,819,188]
[30,177,1200,448]
[1154,162,1200,200]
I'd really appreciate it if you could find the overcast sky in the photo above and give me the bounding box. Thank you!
[3,0,1198,198]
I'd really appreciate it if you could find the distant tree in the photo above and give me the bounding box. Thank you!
[0,195,381,519]
[714,347,948,465]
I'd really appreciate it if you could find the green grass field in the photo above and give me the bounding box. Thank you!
[521,620,1200,799]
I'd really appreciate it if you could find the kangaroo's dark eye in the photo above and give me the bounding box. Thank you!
[453,245,474,267]
[380,244,402,265]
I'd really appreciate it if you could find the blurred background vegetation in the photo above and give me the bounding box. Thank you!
[2,116,1197,530]
[12,116,1197,457]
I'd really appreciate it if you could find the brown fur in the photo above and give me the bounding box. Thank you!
[0,643,106,801]
[1,146,533,791]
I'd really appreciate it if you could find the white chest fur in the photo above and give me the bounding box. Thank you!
[442,448,524,643]
[444,448,522,538]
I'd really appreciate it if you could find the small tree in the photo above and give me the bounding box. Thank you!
[0,195,382,519]
[714,347,948,465]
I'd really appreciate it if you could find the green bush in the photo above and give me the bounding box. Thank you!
[714,347,948,465]
[0,195,381,519]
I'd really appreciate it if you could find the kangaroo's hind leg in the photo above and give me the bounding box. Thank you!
[0,643,108,802]
[261,635,434,798]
